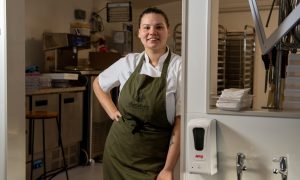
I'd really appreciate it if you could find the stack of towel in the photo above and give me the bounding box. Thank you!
[216,88,252,111]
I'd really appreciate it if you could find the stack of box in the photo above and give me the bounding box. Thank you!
[26,72,53,92]
[25,73,41,92]
[283,53,300,110]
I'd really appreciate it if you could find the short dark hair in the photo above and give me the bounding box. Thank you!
[138,7,170,28]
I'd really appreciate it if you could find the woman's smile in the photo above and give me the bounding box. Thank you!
[147,36,160,43]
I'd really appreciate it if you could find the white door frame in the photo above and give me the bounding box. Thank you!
[180,0,187,179]
[0,0,7,179]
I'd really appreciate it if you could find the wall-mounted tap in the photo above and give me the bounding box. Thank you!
[273,156,288,180]
[236,153,247,180]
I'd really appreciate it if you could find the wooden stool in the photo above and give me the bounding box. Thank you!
[26,111,69,180]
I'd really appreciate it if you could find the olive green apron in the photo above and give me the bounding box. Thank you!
[103,51,173,180]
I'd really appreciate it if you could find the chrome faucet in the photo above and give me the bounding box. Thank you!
[236,153,247,180]
[273,156,288,180]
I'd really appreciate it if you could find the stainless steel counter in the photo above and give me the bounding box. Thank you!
[26,86,86,96]
[54,67,101,76]
[78,70,100,76]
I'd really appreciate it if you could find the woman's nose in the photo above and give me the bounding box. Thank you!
[149,27,157,34]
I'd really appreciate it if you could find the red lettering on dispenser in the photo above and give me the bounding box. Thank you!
[195,154,204,159]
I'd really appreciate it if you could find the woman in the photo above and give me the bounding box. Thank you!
[93,7,181,180]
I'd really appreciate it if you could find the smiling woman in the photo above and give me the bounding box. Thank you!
[93,7,182,180]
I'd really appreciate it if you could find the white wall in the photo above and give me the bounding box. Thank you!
[25,0,94,71]
[7,0,26,179]
[184,0,300,180]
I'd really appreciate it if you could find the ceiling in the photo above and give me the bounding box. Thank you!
[109,0,181,9]
[219,0,274,12]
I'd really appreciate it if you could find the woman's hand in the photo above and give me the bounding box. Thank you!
[111,110,122,121]
[156,116,180,180]
[156,169,173,180]
[93,77,122,121]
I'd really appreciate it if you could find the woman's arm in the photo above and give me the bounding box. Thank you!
[157,115,180,180]
[93,76,122,121]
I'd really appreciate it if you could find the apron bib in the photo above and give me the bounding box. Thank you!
[103,52,173,180]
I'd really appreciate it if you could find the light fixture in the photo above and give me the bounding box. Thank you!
[106,2,132,22]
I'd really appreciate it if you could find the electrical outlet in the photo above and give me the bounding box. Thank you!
[33,159,43,169]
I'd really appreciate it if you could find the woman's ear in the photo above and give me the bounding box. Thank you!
[137,29,141,38]
[166,28,171,38]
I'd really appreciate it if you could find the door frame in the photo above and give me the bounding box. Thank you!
[0,0,7,178]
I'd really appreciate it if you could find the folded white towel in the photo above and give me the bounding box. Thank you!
[218,94,252,103]
[222,88,250,94]
[216,100,251,111]
[216,102,241,110]
[216,88,252,111]
[220,88,250,99]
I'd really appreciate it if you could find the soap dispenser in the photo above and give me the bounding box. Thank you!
[187,118,217,175]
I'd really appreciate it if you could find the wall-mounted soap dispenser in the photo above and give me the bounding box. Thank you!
[187,118,217,175]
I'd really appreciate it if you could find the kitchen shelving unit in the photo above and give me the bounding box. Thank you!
[222,25,256,93]
[217,25,227,95]
[173,23,182,55]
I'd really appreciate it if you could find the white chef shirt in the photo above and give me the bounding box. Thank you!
[98,49,182,125]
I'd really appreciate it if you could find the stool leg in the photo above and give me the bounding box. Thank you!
[56,117,69,180]
[42,119,46,179]
[30,119,34,180]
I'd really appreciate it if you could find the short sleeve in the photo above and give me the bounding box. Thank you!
[98,59,123,92]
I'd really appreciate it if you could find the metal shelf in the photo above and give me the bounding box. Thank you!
[217,25,255,94]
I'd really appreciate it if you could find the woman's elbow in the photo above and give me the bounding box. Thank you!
[93,76,100,91]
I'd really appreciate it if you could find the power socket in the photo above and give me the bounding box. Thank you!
[33,159,43,169]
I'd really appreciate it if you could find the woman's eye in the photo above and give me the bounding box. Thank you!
[143,26,150,30]
[141,25,165,31]
[156,26,164,30]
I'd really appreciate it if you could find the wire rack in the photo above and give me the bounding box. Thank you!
[173,23,182,55]
[218,25,255,94]
[217,25,227,95]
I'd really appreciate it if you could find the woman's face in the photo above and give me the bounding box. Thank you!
[138,13,169,52]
